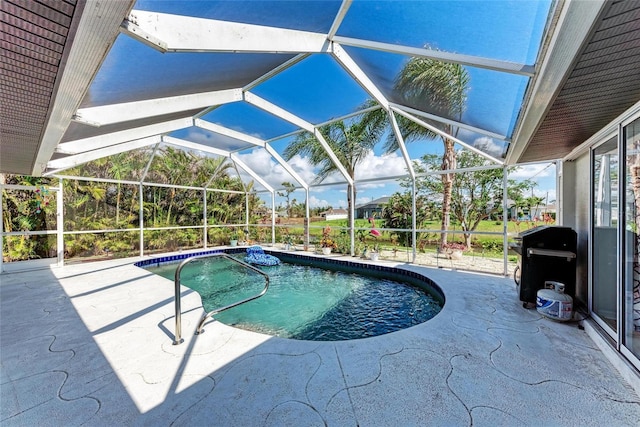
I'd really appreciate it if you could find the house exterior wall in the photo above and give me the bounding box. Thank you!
[561,102,640,377]
[355,207,383,219]
[562,156,591,307]
[325,214,348,221]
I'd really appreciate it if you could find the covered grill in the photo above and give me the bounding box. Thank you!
[512,226,577,307]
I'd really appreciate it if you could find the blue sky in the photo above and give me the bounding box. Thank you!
[94,1,557,209]
[217,0,557,209]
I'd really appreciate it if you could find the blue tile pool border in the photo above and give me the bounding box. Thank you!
[135,247,445,304]
[134,248,244,269]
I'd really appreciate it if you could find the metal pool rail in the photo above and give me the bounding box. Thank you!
[173,253,270,345]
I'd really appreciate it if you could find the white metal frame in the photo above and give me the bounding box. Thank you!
[5,0,560,277]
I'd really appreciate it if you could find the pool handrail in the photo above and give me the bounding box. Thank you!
[173,252,270,345]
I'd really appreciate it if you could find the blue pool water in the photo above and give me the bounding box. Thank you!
[146,254,443,341]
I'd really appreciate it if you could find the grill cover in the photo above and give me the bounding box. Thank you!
[514,226,577,305]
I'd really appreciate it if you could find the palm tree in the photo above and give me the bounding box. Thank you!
[283,118,384,223]
[361,54,469,248]
[524,195,545,221]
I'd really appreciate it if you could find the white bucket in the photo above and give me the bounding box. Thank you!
[536,281,573,321]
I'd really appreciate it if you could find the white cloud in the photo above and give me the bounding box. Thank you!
[354,152,408,180]
[285,154,320,183]
[358,181,395,190]
[236,149,410,192]
[508,163,557,202]
[239,146,559,209]
[185,128,210,143]
[508,163,555,180]
[309,195,330,208]
[239,149,275,175]
[472,136,505,158]
[236,149,299,188]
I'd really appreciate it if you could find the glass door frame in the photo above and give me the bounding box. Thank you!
[588,103,640,371]
[590,131,620,341]
[620,110,640,370]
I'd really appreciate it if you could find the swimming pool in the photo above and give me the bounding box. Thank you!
[140,250,444,341]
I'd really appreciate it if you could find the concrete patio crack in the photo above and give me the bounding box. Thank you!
[330,344,358,425]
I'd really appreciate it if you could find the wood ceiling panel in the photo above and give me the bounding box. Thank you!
[1,25,65,53]
[0,60,57,82]
[5,0,73,27]
[607,0,640,16]
[0,39,62,65]
[1,10,68,44]
[2,2,71,36]
[0,48,59,72]
[0,0,79,174]
[1,32,63,60]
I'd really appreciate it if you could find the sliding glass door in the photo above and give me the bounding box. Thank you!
[592,137,618,333]
[623,116,640,363]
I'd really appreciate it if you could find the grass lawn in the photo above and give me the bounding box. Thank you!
[275,217,550,260]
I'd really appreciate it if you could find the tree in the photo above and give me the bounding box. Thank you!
[395,56,469,249]
[283,119,384,224]
[360,53,470,249]
[2,147,255,259]
[510,184,539,221]
[381,192,432,246]
[277,182,296,218]
[523,195,545,220]
[1,174,56,260]
[414,152,531,249]
[309,205,331,217]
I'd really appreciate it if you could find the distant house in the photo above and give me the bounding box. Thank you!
[355,197,389,219]
[320,208,348,221]
[254,206,278,223]
[504,199,556,221]
[527,203,556,221]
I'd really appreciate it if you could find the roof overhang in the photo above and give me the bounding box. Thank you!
[507,0,640,164]
[2,0,639,176]
[0,0,136,175]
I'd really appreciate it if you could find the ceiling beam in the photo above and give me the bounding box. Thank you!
[74,89,242,126]
[122,10,328,53]
[312,128,354,186]
[244,91,354,185]
[332,42,389,109]
[333,36,535,76]
[244,91,314,132]
[230,153,274,192]
[194,119,309,188]
[392,107,503,165]
[56,117,192,154]
[264,145,309,190]
[389,102,510,142]
[243,54,311,92]
[328,0,353,39]
[389,111,415,180]
[46,136,160,171]
[194,119,265,148]
[162,136,230,157]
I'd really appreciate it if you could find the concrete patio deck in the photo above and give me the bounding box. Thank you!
[2,252,639,426]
